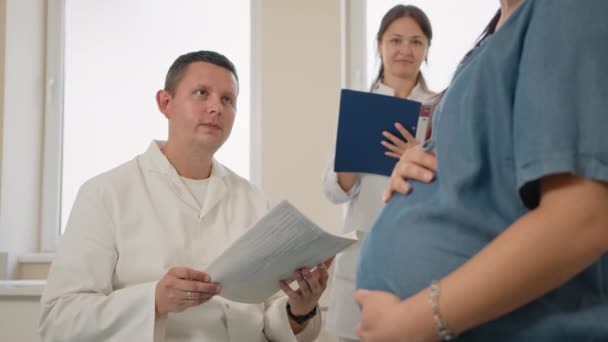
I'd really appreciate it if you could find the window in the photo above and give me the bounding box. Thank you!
[41,0,251,250]
[350,1,498,91]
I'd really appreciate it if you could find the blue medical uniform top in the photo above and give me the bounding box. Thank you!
[356,0,608,340]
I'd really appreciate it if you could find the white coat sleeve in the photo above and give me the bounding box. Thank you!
[262,292,322,342]
[39,184,164,342]
[321,146,361,204]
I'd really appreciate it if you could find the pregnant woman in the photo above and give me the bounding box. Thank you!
[356,0,608,341]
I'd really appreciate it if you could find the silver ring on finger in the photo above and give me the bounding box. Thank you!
[187,291,193,300]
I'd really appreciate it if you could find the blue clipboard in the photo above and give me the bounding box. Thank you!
[334,89,422,177]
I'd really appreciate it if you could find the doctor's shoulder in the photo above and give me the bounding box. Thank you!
[72,156,143,209]
[220,162,270,214]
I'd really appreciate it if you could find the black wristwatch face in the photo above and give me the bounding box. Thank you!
[286,303,317,324]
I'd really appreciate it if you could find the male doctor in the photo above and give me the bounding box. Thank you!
[40,50,328,341]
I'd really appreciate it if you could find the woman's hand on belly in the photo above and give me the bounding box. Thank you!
[355,289,437,342]
[383,144,437,203]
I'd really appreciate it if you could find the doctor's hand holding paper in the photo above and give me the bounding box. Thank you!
[154,267,221,317]
[154,260,330,331]
[40,50,323,342]
[280,259,333,314]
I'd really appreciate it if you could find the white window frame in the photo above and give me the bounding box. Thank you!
[5,0,343,255]
[40,0,66,252]
[341,0,367,91]
[37,0,260,252]
[250,0,263,189]
[0,0,47,265]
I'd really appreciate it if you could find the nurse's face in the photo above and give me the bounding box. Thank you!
[378,16,429,80]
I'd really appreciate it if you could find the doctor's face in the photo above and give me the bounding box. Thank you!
[378,16,429,80]
[157,61,238,153]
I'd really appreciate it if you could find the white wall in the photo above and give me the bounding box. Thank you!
[0,0,4,190]
[0,296,42,342]
[0,281,44,342]
[0,0,46,278]
[256,0,343,234]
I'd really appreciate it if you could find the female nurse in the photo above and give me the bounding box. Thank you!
[322,5,437,342]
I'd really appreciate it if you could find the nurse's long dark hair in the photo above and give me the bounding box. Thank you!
[458,10,501,69]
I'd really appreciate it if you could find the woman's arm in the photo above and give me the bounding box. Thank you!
[356,174,608,341]
[337,172,358,193]
[432,174,608,335]
[321,148,361,204]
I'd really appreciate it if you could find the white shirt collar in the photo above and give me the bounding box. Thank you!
[144,140,227,179]
[371,76,436,103]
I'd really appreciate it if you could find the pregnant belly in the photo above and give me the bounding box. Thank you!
[355,180,484,299]
[356,180,608,339]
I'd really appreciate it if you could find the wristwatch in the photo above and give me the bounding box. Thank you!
[286,303,317,325]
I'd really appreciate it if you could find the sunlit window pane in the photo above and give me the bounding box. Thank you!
[62,0,251,232]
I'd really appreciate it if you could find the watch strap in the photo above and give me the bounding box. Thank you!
[286,303,317,325]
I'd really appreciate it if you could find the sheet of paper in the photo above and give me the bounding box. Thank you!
[206,200,357,303]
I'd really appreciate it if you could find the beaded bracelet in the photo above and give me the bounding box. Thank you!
[428,280,455,341]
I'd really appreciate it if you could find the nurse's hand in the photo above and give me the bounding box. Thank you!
[278,258,333,318]
[382,144,437,203]
[155,267,221,317]
[381,122,419,159]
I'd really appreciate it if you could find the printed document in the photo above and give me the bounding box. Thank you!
[206,200,357,303]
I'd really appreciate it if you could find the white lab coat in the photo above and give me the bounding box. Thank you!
[322,81,437,339]
[40,141,321,342]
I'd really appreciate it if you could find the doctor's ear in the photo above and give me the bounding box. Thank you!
[156,89,173,119]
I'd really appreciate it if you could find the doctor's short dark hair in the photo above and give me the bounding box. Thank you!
[164,50,239,95]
